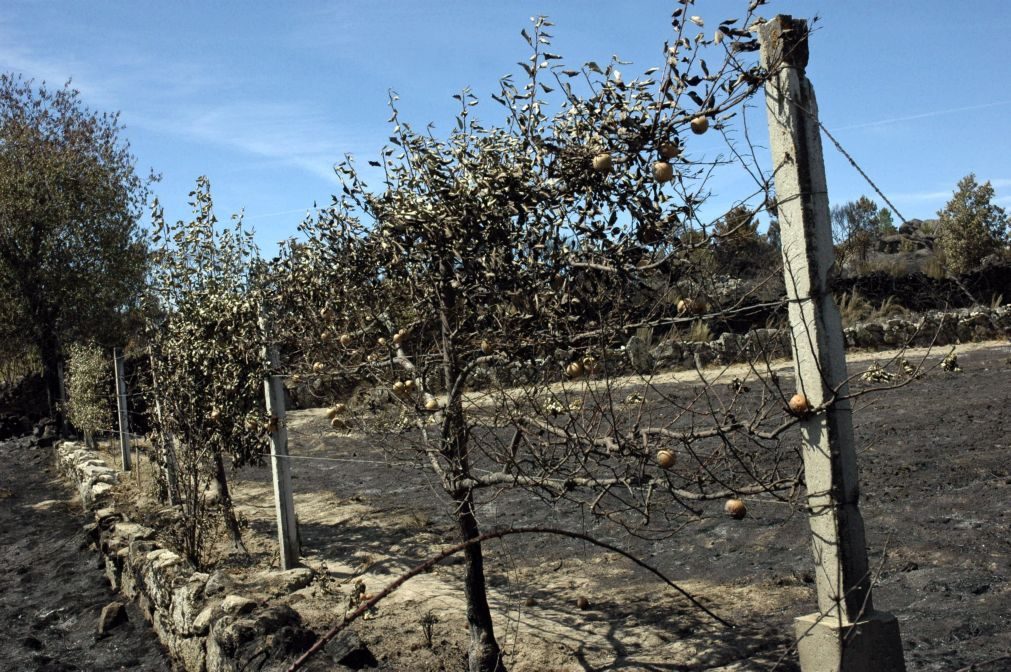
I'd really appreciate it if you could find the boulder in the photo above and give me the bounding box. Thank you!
[253,567,316,597]
[220,595,257,616]
[208,605,316,671]
[626,335,654,373]
[97,601,128,636]
[205,570,237,597]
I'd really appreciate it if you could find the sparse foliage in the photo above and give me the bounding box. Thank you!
[829,194,893,264]
[145,177,267,566]
[271,6,803,670]
[0,6,970,669]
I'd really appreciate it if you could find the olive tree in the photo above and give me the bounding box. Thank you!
[0,74,149,419]
[273,6,811,671]
[145,177,267,566]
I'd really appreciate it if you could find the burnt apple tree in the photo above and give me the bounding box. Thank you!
[275,5,808,671]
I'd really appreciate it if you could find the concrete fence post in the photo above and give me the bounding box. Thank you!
[759,15,905,671]
[113,347,132,471]
[259,311,300,570]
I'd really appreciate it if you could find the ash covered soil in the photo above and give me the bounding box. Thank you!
[3,342,1009,671]
[225,342,1011,671]
[0,436,171,671]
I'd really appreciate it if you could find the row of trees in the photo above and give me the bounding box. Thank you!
[3,54,1007,411]
[3,5,797,668]
[2,6,1008,671]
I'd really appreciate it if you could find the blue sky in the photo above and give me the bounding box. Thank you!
[3,1,1009,255]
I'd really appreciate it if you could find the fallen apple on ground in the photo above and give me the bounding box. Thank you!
[724,498,747,520]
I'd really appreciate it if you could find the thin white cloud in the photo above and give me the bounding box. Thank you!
[0,24,366,185]
[889,189,952,203]
[129,100,358,184]
[0,36,114,106]
[888,178,1010,209]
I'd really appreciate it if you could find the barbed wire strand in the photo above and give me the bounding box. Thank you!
[786,94,909,225]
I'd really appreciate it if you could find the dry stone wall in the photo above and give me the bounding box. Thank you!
[663,305,1010,369]
[56,441,318,672]
[487,305,1010,386]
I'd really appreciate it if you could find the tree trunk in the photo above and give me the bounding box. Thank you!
[437,261,504,671]
[212,451,248,555]
[38,334,62,425]
[455,489,506,672]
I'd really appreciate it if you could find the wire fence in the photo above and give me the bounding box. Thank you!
[45,21,1011,671]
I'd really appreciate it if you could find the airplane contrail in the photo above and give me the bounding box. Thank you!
[832,100,1011,131]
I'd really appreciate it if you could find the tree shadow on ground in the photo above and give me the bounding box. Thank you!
[494,575,800,671]
[246,511,802,670]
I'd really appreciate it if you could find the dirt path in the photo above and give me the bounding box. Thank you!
[0,436,171,672]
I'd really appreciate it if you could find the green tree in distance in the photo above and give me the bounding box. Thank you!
[830,196,899,267]
[876,207,896,235]
[766,217,781,251]
[936,173,1009,274]
[0,74,149,417]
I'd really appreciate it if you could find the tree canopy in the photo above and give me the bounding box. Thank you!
[830,195,895,264]
[271,8,789,669]
[0,74,149,410]
[146,178,267,563]
[936,173,1009,274]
